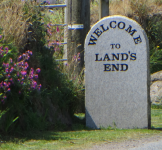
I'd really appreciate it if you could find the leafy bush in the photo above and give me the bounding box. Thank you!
[146,14,162,73]
[0,0,80,134]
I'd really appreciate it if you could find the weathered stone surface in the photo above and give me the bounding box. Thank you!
[151,71,162,84]
[150,71,162,104]
[85,15,151,129]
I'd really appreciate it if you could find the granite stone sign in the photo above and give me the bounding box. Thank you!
[85,16,151,129]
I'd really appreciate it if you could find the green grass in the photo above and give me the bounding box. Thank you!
[0,129,161,150]
[151,108,162,128]
[151,104,162,109]
[0,108,162,150]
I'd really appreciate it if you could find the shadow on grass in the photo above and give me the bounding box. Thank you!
[151,127,162,131]
[0,115,90,143]
[1,114,161,144]
[0,131,70,143]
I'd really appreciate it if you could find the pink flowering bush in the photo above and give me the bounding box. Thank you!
[0,2,80,133]
[0,30,43,132]
[0,44,41,104]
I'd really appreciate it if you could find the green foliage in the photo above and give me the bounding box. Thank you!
[151,104,162,109]
[0,1,80,134]
[146,15,162,73]
[151,109,162,128]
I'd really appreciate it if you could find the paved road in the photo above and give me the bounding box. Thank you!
[86,134,162,150]
[129,138,162,150]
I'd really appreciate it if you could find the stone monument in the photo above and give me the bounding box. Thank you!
[85,15,151,129]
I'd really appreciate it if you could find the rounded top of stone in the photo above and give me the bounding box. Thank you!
[94,15,142,25]
[89,15,143,31]
[85,15,148,48]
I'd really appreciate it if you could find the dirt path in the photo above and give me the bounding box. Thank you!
[85,133,162,150]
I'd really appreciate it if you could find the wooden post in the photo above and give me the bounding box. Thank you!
[67,0,90,75]
[99,0,109,19]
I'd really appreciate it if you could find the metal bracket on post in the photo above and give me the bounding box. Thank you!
[39,4,67,8]
[68,24,84,30]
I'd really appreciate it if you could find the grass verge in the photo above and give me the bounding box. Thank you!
[0,128,161,150]
[0,108,162,150]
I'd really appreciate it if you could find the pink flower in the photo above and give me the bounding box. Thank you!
[31,80,37,89]
[10,58,12,63]
[22,53,26,57]
[24,66,28,70]
[5,68,8,73]
[18,61,22,67]
[25,62,28,68]
[0,82,3,88]
[7,82,11,86]
[30,68,34,74]
[6,63,9,68]
[73,55,77,61]
[34,74,38,79]
[56,26,60,32]
[29,74,33,79]
[4,82,7,86]
[36,68,41,73]
[38,84,42,90]
[77,52,80,57]
[27,55,30,60]
[29,51,32,55]
[5,50,8,54]
[9,78,13,83]
[77,57,81,61]
[5,47,8,50]
[10,67,14,73]
[18,55,22,61]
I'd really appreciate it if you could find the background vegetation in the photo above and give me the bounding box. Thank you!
[0,0,162,143]
[0,0,82,134]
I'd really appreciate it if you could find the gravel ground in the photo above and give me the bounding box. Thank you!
[85,133,162,150]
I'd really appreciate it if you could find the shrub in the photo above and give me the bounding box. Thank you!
[0,0,81,134]
[146,14,162,73]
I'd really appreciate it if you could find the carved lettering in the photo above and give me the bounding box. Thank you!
[125,25,137,36]
[134,36,142,44]
[93,28,102,37]
[88,35,98,45]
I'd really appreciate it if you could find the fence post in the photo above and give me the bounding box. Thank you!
[99,0,109,19]
[63,0,68,61]
[67,0,90,75]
